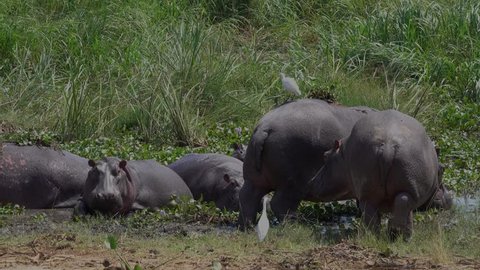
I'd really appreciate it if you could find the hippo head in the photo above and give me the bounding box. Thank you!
[231,143,247,162]
[216,174,243,211]
[83,158,137,215]
[419,161,453,211]
[430,183,453,210]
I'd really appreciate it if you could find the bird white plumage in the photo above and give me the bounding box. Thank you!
[255,196,270,242]
[280,72,301,96]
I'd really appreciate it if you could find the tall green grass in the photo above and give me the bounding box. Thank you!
[0,0,478,146]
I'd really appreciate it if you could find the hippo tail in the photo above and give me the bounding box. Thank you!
[251,128,270,172]
[378,143,397,192]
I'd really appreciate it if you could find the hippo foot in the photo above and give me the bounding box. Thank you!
[387,222,412,242]
[72,199,89,218]
[238,222,254,231]
[387,226,400,242]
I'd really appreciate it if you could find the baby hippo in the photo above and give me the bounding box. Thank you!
[74,157,192,216]
[169,153,244,211]
[318,110,447,240]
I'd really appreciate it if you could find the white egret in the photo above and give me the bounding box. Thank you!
[255,196,270,242]
[280,73,301,96]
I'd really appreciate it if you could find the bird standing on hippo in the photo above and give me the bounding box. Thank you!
[280,73,301,96]
[74,157,192,216]
[169,153,244,211]
[317,110,452,240]
[0,143,88,209]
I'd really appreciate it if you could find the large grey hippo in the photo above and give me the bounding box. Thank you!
[169,153,244,211]
[239,99,376,227]
[74,157,193,216]
[318,110,451,240]
[0,143,88,208]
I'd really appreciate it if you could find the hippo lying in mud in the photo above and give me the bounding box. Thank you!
[74,157,192,216]
[169,153,244,211]
[318,110,450,240]
[0,143,88,208]
[239,99,377,227]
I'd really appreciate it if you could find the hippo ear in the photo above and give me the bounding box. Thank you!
[223,174,231,183]
[223,174,239,187]
[334,139,342,150]
[119,160,127,169]
[88,159,96,167]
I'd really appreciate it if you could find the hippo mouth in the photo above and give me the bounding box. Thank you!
[88,197,124,215]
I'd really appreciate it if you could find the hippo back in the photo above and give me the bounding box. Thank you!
[169,153,243,211]
[130,159,193,208]
[0,143,88,208]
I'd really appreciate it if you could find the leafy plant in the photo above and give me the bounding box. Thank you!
[105,235,142,270]
[126,197,238,229]
[1,130,61,147]
[298,201,358,224]
[0,204,24,216]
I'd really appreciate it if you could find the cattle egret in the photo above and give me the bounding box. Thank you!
[280,73,301,96]
[255,196,270,242]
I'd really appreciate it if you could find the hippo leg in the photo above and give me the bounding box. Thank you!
[238,181,268,230]
[72,199,90,218]
[388,192,414,241]
[270,188,302,222]
[359,201,380,235]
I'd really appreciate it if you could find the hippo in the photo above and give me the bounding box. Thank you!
[417,160,453,211]
[0,143,88,208]
[318,110,449,240]
[74,157,193,216]
[169,153,244,211]
[239,99,377,228]
[231,143,247,161]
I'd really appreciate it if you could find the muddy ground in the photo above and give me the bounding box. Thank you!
[0,209,479,270]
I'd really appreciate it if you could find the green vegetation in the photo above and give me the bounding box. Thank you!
[105,235,143,270]
[0,2,479,266]
[357,209,480,262]
[0,0,478,192]
[0,204,24,216]
[0,204,24,227]
[1,206,478,266]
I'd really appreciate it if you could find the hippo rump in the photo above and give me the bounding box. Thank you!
[169,153,244,211]
[0,143,88,208]
[317,110,452,240]
[74,157,192,216]
[238,99,377,227]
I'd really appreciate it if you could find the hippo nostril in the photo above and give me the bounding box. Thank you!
[95,192,116,200]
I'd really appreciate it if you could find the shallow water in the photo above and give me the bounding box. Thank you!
[311,195,480,242]
[453,195,479,212]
